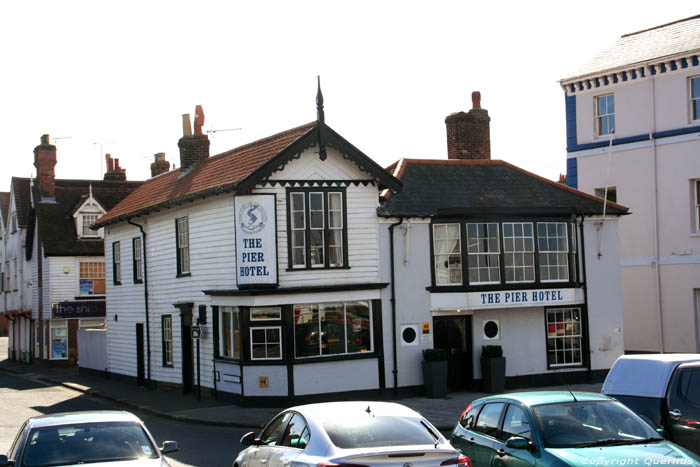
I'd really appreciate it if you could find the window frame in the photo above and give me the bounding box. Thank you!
[132,237,143,284]
[286,187,349,271]
[694,180,700,233]
[502,222,535,284]
[50,319,69,360]
[175,217,191,276]
[81,213,100,238]
[537,222,570,283]
[162,314,173,367]
[595,93,615,136]
[691,76,700,122]
[545,307,585,368]
[466,222,501,285]
[218,306,241,360]
[432,223,463,286]
[250,326,283,361]
[79,261,106,296]
[112,242,121,286]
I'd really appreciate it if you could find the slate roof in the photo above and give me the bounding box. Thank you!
[377,159,628,218]
[0,192,9,227]
[33,179,143,257]
[564,14,700,80]
[11,177,32,228]
[96,121,401,227]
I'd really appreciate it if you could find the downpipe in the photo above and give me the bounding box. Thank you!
[127,219,151,387]
[389,217,404,396]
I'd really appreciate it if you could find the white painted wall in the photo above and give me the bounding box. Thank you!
[293,359,379,396]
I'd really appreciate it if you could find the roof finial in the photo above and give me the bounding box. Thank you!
[316,75,327,161]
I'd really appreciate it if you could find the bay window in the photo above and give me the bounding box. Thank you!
[294,301,371,358]
[287,188,347,269]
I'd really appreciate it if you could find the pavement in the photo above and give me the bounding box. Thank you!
[0,339,602,431]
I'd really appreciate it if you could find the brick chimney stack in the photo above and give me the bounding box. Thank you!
[445,91,491,160]
[34,134,57,200]
[103,154,127,181]
[178,105,209,171]
[150,152,170,177]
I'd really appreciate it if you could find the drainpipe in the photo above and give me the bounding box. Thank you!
[388,217,404,396]
[127,219,151,386]
[578,214,592,376]
[648,66,664,353]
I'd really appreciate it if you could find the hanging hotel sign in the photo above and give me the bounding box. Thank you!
[235,194,278,287]
[466,288,581,310]
[52,301,106,319]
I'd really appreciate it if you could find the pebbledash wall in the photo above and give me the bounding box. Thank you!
[561,15,700,352]
[103,142,392,400]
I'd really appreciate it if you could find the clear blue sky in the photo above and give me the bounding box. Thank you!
[1,1,698,191]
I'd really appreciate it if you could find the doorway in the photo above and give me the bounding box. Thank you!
[434,315,473,390]
[136,323,145,386]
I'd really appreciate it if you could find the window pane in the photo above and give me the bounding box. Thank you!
[223,311,232,357]
[310,211,324,229]
[346,302,371,353]
[474,403,504,438]
[434,224,462,286]
[693,78,700,98]
[501,405,531,441]
[293,212,305,229]
[292,193,304,211]
[295,305,319,358]
[321,303,345,355]
[309,193,323,211]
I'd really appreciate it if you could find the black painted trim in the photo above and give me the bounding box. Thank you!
[204,282,389,296]
[373,299,385,390]
[212,306,220,359]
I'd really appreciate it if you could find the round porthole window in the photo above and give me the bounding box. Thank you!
[400,324,419,346]
[483,320,500,340]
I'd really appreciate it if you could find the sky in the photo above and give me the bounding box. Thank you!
[1,1,698,191]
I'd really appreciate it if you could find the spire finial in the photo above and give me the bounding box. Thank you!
[316,75,327,161]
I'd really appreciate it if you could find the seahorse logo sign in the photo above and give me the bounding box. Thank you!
[238,201,267,235]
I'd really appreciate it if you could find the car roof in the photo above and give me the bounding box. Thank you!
[473,391,612,407]
[288,401,423,422]
[26,411,143,429]
[602,354,700,398]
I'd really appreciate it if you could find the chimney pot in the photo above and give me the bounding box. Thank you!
[445,91,491,160]
[182,114,193,137]
[151,152,170,177]
[103,153,127,181]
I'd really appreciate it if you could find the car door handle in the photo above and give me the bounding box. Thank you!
[669,409,683,420]
[468,437,476,444]
[496,448,506,457]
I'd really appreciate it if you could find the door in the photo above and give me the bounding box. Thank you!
[434,315,473,390]
[667,365,700,454]
[136,323,145,386]
[180,308,194,394]
[469,402,504,466]
[491,404,537,467]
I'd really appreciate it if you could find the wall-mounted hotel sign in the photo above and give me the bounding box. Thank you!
[466,288,581,310]
[234,194,278,287]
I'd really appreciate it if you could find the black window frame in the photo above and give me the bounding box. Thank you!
[429,217,580,292]
[175,217,191,277]
[544,306,588,370]
[285,187,349,271]
[132,236,143,284]
[112,241,121,286]
[162,314,173,367]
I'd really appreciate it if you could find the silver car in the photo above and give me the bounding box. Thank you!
[1,410,178,467]
[234,401,471,467]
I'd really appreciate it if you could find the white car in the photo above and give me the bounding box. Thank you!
[234,401,471,467]
[1,410,178,466]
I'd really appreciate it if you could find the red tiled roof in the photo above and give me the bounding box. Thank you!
[98,122,316,225]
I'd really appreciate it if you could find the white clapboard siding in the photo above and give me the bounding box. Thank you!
[41,252,50,320]
[31,228,40,320]
[106,144,383,389]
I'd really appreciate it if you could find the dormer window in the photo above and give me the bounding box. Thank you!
[82,214,99,237]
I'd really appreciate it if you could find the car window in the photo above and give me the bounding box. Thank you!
[260,412,293,446]
[9,420,27,460]
[324,416,436,449]
[460,405,479,429]
[279,414,309,449]
[680,369,700,405]
[500,405,531,441]
[473,403,504,438]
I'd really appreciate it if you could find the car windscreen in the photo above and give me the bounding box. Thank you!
[532,400,661,449]
[323,416,438,449]
[21,421,159,466]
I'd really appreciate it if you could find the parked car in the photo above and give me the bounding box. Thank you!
[450,391,700,466]
[602,353,700,455]
[0,410,178,467]
[235,401,470,467]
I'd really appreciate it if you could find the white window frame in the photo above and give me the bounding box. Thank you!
[162,315,173,366]
[81,214,99,238]
[79,261,106,296]
[177,217,190,275]
[250,326,282,361]
[433,223,463,286]
[328,192,344,267]
[502,222,535,284]
[50,319,69,360]
[290,192,307,268]
[546,308,583,367]
[595,93,615,136]
[309,192,325,267]
[537,222,570,283]
[219,306,241,359]
[466,223,501,285]
[691,76,700,122]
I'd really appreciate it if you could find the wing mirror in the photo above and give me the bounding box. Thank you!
[160,441,179,454]
[505,436,533,450]
[240,431,261,446]
[0,455,13,466]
